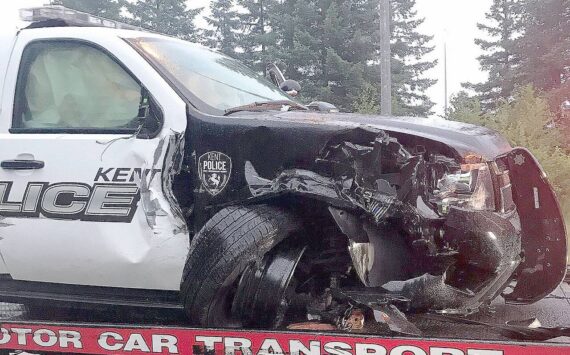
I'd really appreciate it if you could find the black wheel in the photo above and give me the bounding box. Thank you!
[180,205,302,327]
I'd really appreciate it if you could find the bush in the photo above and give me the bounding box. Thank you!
[353,83,380,114]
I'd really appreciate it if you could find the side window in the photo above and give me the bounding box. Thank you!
[13,41,143,131]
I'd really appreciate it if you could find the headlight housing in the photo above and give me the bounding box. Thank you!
[434,163,496,215]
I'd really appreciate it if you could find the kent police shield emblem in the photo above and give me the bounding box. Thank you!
[198,151,232,196]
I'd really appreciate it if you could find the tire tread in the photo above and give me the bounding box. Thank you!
[180,204,300,326]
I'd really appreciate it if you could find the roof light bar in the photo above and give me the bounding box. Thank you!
[19,5,144,31]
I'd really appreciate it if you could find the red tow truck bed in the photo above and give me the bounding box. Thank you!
[1,282,569,355]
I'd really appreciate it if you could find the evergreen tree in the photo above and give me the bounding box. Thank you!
[236,0,280,74]
[266,0,322,100]
[446,91,485,124]
[516,0,570,115]
[125,0,202,41]
[464,0,523,112]
[234,0,435,115]
[55,0,124,21]
[203,0,240,57]
[389,0,437,116]
[313,0,373,110]
[266,0,380,111]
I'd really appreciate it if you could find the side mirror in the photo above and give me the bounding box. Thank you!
[267,63,302,96]
[267,63,286,87]
[280,79,302,94]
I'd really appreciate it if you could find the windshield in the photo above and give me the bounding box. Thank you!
[127,37,292,114]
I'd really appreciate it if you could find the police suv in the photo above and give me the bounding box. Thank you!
[0,4,566,329]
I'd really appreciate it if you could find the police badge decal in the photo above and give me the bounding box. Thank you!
[198,152,232,196]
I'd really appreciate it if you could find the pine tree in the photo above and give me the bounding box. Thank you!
[236,0,435,115]
[125,0,202,41]
[55,0,124,21]
[266,0,378,111]
[265,0,324,102]
[314,0,371,109]
[203,0,240,57]
[389,0,437,116]
[236,0,277,73]
[316,0,438,115]
[464,0,523,112]
[517,0,570,115]
[447,91,484,124]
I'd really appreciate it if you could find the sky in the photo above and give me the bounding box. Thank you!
[4,0,493,117]
[415,0,493,116]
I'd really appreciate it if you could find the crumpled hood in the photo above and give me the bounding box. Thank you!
[244,111,512,159]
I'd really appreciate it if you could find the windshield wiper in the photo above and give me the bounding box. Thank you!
[224,100,308,116]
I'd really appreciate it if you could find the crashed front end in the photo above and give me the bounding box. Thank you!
[245,127,567,315]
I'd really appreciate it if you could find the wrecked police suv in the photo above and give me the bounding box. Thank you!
[0,6,566,330]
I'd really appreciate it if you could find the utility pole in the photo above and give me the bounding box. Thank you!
[379,0,392,116]
[260,0,266,76]
[444,41,448,116]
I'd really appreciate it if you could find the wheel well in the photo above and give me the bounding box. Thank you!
[261,196,360,288]
[259,195,346,239]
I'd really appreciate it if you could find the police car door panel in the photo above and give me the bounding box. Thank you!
[0,32,189,290]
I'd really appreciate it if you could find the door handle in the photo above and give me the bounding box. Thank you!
[1,159,45,170]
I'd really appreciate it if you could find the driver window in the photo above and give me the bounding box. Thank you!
[14,41,142,131]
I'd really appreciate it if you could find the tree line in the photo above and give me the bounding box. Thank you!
[55,0,437,116]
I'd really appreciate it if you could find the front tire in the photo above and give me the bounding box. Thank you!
[180,205,301,327]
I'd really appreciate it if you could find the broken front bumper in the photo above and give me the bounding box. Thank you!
[497,148,567,304]
[382,148,567,313]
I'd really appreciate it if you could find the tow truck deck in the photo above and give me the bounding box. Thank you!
[0,281,569,354]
